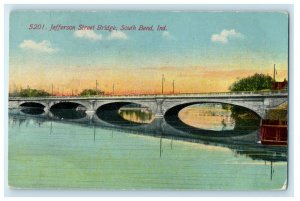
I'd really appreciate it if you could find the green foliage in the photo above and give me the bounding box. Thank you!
[229,105,260,131]
[79,89,104,96]
[18,88,50,97]
[229,73,273,92]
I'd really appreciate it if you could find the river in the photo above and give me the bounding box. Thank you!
[8,104,288,190]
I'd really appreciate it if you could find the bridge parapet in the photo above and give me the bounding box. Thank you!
[8,90,287,101]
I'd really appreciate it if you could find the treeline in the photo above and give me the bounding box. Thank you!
[9,88,104,97]
[10,88,50,97]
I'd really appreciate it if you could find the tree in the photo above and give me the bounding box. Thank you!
[18,88,50,97]
[79,89,104,96]
[229,73,273,92]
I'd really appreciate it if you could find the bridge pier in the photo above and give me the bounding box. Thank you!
[85,109,96,115]
[44,106,50,113]
[85,110,96,120]
[85,100,97,116]
[154,99,165,118]
[155,113,164,118]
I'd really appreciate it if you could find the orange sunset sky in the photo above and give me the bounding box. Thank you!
[9,11,288,95]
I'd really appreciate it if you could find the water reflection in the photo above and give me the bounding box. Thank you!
[118,107,154,123]
[8,109,287,163]
[20,107,44,115]
[16,105,260,138]
[50,109,86,120]
[96,103,153,126]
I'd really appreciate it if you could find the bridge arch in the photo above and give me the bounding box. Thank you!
[164,101,262,119]
[96,101,153,111]
[95,101,155,126]
[48,101,89,120]
[94,100,156,112]
[49,100,89,110]
[164,101,261,137]
[163,99,265,119]
[19,101,46,108]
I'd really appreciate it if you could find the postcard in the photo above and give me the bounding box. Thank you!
[8,10,288,190]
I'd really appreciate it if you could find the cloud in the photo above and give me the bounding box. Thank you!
[162,31,173,40]
[74,29,102,41]
[211,29,243,44]
[107,30,128,40]
[19,40,57,53]
[74,29,127,41]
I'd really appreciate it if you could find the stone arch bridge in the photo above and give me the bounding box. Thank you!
[9,91,288,119]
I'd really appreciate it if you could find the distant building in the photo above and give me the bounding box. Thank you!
[273,78,288,90]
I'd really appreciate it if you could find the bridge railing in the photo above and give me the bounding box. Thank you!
[8,90,288,100]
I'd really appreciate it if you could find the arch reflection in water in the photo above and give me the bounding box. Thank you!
[20,107,45,115]
[118,106,154,124]
[50,109,87,120]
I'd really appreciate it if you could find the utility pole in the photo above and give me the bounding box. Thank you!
[96,80,98,91]
[172,80,175,94]
[273,64,276,83]
[161,74,165,94]
[51,84,53,96]
[113,83,115,95]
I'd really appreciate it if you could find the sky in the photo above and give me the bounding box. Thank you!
[9,11,289,95]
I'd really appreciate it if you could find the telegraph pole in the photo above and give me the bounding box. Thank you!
[172,80,175,94]
[96,80,98,91]
[51,84,53,96]
[273,64,276,82]
[161,74,165,94]
[113,83,115,95]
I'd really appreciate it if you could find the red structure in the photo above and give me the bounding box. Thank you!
[260,120,287,145]
[273,79,288,90]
